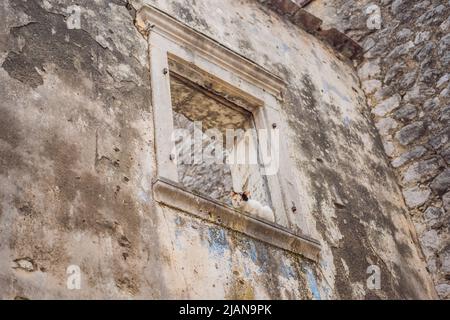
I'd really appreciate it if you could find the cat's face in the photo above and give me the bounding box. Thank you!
[231,191,250,208]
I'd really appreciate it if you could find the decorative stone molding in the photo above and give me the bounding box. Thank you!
[136,5,286,100]
[153,178,322,262]
[137,4,321,260]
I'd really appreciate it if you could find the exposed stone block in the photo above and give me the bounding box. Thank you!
[260,0,362,61]
[303,0,449,300]
[394,104,417,122]
[391,146,427,168]
[291,9,322,33]
[419,229,441,258]
[402,158,441,184]
[264,0,300,16]
[440,106,450,123]
[12,258,35,272]
[375,117,398,136]
[358,59,381,81]
[417,4,447,26]
[395,121,426,146]
[414,42,435,62]
[431,169,450,195]
[423,97,440,113]
[441,147,450,165]
[403,185,432,208]
[373,94,401,117]
[440,247,450,275]
[428,128,450,150]
[362,79,382,95]
[435,284,450,299]
[437,74,449,88]
[423,206,443,229]
[318,28,363,60]
[391,0,406,15]
[292,0,313,7]
[443,192,450,212]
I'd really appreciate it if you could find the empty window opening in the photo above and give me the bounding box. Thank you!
[170,72,271,207]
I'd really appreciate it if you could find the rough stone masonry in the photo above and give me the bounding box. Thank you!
[307,0,450,299]
[0,0,442,299]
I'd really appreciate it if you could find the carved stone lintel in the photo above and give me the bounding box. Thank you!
[136,5,286,100]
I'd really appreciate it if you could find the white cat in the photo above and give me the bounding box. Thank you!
[231,191,274,222]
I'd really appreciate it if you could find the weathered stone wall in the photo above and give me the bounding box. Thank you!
[306,0,449,299]
[0,0,437,299]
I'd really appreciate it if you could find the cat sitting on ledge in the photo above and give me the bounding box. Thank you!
[231,191,274,222]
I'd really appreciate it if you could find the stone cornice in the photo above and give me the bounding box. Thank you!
[136,5,286,100]
[153,178,322,262]
[259,0,363,61]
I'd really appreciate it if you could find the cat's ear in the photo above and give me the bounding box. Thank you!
[230,191,238,196]
[243,191,250,197]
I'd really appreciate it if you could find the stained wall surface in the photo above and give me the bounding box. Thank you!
[0,0,437,299]
[307,0,449,299]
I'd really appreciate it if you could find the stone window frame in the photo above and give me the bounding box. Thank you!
[137,5,320,261]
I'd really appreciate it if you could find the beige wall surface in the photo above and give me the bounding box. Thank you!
[0,0,436,299]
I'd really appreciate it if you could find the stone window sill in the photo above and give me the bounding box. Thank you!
[153,178,321,262]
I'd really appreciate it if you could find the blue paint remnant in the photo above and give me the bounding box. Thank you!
[280,260,296,280]
[242,261,252,277]
[306,267,321,300]
[322,81,350,103]
[310,49,322,70]
[257,244,270,272]
[242,239,271,273]
[247,241,258,264]
[321,285,332,300]
[174,228,184,249]
[279,43,290,54]
[173,216,184,249]
[174,229,183,249]
[138,190,150,204]
[343,115,351,127]
[240,240,258,276]
[207,228,228,256]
